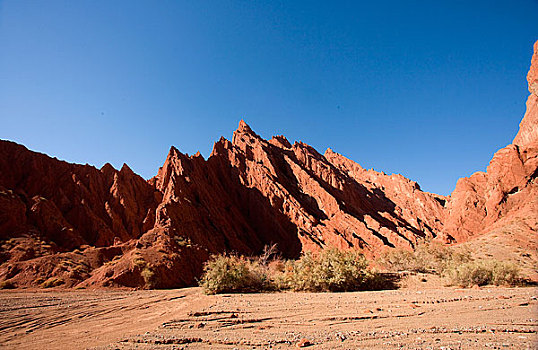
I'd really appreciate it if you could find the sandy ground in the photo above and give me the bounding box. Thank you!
[0,285,536,350]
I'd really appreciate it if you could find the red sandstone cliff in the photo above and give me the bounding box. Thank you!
[444,41,538,242]
[0,41,536,289]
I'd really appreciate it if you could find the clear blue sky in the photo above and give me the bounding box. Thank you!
[1,1,536,195]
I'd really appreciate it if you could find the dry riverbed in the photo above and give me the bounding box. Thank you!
[0,286,536,349]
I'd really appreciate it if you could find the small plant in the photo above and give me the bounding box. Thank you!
[41,277,64,288]
[258,243,279,266]
[141,266,157,288]
[174,236,193,247]
[0,279,15,289]
[132,255,146,268]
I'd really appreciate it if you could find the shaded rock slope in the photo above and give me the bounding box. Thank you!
[0,41,536,288]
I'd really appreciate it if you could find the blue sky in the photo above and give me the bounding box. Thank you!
[0,1,536,195]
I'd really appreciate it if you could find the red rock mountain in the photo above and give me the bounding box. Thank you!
[0,41,536,288]
[445,41,538,242]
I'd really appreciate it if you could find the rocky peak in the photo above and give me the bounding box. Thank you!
[120,163,134,174]
[513,40,538,148]
[269,135,292,149]
[100,162,116,174]
[232,119,261,147]
[528,40,538,96]
[446,40,538,242]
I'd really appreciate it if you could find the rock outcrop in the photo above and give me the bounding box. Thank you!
[444,40,538,242]
[0,141,161,248]
[0,40,536,289]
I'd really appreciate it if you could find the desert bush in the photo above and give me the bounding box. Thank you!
[199,254,269,294]
[288,249,373,292]
[491,261,521,286]
[377,248,417,272]
[378,242,471,274]
[445,260,521,287]
[41,277,64,288]
[0,279,15,289]
[141,266,158,288]
[201,247,390,294]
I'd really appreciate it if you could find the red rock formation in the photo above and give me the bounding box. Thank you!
[0,41,536,289]
[0,141,161,248]
[0,120,449,288]
[514,40,538,148]
[0,141,164,288]
[444,40,538,242]
[206,120,447,255]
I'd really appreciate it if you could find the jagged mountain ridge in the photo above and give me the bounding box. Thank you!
[0,41,536,288]
[0,121,449,289]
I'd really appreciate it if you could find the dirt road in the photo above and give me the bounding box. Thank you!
[0,287,536,349]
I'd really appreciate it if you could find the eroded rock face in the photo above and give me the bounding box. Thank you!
[0,141,161,248]
[445,41,538,242]
[514,40,538,148]
[0,41,536,289]
[0,122,451,288]
[204,121,447,256]
[0,141,165,288]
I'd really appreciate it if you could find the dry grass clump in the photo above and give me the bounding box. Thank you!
[141,266,158,289]
[132,254,146,268]
[444,260,521,287]
[200,246,382,294]
[41,277,64,288]
[0,279,15,289]
[130,253,159,289]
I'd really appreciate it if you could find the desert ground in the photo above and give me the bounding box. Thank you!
[0,283,536,350]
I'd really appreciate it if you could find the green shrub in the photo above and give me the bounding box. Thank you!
[445,260,521,287]
[199,255,269,294]
[283,249,373,292]
[491,261,521,286]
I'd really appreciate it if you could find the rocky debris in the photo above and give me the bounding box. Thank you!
[0,41,537,289]
[296,338,313,347]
